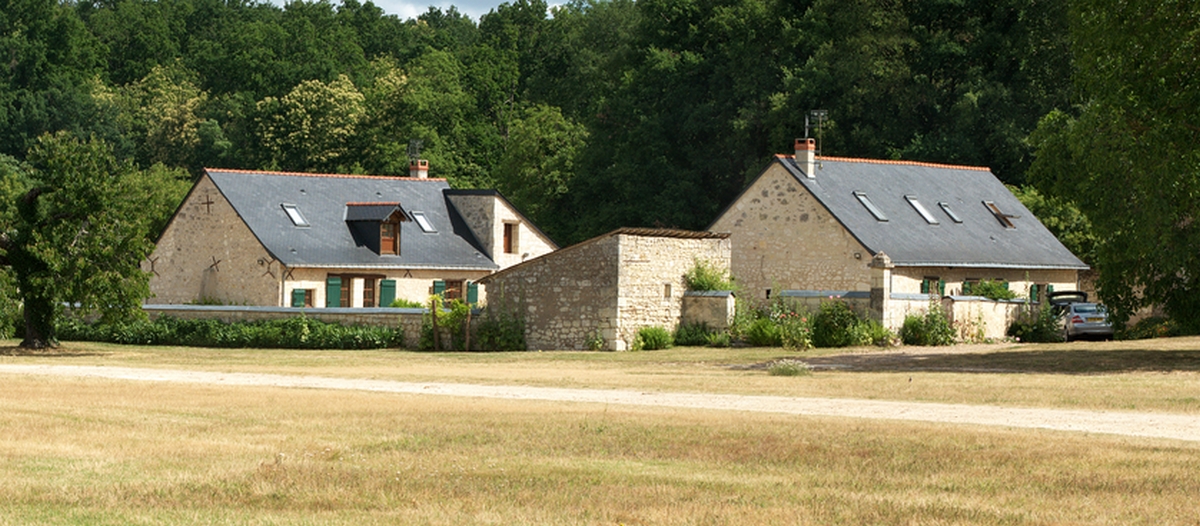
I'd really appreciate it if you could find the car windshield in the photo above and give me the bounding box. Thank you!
[1073,304,1105,314]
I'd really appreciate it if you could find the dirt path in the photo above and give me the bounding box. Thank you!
[3,364,1198,442]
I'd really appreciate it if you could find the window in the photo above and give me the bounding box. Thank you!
[380,221,400,255]
[411,211,436,233]
[291,289,314,308]
[503,223,517,254]
[962,279,979,295]
[920,277,945,296]
[983,201,1016,229]
[905,195,939,225]
[281,204,309,227]
[362,279,376,308]
[443,279,464,301]
[854,192,888,221]
[938,202,963,223]
[664,283,672,299]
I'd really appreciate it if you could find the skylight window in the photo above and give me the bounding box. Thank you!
[983,201,1016,229]
[853,192,888,221]
[411,211,436,233]
[905,195,939,225]
[281,204,308,227]
[938,202,963,223]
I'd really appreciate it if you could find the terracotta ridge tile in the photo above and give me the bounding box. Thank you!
[204,168,447,181]
[776,155,990,171]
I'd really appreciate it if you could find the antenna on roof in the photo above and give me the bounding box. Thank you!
[407,139,423,162]
[807,109,828,169]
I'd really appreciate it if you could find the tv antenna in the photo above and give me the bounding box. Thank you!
[805,109,828,169]
[407,139,423,162]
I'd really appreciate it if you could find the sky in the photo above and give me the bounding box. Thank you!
[370,0,500,20]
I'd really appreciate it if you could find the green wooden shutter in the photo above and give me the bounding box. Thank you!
[962,281,972,295]
[379,279,396,307]
[1047,284,1055,293]
[291,289,307,308]
[938,279,946,296]
[433,280,446,296]
[920,279,930,294]
[1030,284,1039,303]
[466,282,478,304]
[326,277,342,308]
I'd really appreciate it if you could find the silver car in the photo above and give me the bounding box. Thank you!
[1047,291,1113,341]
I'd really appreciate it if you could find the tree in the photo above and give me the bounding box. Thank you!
[494,104,587,236]
[252,74,366,173]
[1027,0,1200,330]
[0,133,186,348]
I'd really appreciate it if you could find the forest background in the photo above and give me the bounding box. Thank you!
[0,0,1196,334]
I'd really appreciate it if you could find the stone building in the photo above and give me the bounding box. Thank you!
[477,228,731,351]
[709,139,1088,332]
[145,164,556,307]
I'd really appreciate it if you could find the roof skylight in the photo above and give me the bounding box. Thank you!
[983,201,1016,229]
[854,192,888,221]
[281,204,309,227]
[411,211,436,233]
[905,195,939,225]
[938,202,963,223]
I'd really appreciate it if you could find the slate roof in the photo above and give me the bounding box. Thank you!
[725,156,1087,270]
[206,169,496,270]
[344,202,405,222]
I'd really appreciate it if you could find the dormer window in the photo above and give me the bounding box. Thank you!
[282,204,309,227]
[381,221,400,255]
[346,202,407,256]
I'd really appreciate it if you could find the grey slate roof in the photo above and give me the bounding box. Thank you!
[344,202,404,222]
[761,156,1087,269]
[206,169,496,270]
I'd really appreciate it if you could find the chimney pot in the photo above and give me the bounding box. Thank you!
[794,138,816,178]
[409,159,429,179]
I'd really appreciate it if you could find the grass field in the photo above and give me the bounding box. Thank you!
[2,338,1199,524]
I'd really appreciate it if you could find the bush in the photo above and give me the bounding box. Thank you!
[389,298,426,309]
[1007,305,1063,343]
[705,331,731,347]
[473,309,526,351]
[420,297,470,351]
[585,329,606,351]
[1120,316,1178,340]
[900,303,956,346]
[674,321,715,346]
[743,317,782,347]
[811,301,861,348]
[635,326,673,350]
[684,259,735,291]
[767,359,812,377]
[56,315,404,349]
[971,280,1018,301]
[850,319,897,347]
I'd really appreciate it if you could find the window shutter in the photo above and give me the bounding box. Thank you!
[1048,284,1055,293]
[920,280,930,294]
[962,281,972,295]
[291,289,307,308]
[938,279,946,296]
[433,280,446,296]
[467,282,478,304]
[326,277,342,308]
[380,279,396,307]
[1030,284,1039,303]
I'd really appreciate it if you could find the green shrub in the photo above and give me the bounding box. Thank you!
[674,322,714,346]
[899,303,956,346]
[850,319,897,347]
[473,309,526,351]
[743,317,782,347]
[585,329,606,351]
[635,326,673,350]
[56,315,404,349]
[420,297,470,351]
[971,280,1018,301]
[683,259,735,291]
[1120,316,1178,340]
[811,301,862,348]
[705,331,731,347]
[767,359,812,377]
[389,298,426,309]
[1007,305,1064,343]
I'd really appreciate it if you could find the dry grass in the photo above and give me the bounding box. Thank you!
[1,375,1198,525]
[3,337,1200,413]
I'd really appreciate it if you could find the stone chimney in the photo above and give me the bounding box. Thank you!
[795,138,816,178]
[409,159,429,179]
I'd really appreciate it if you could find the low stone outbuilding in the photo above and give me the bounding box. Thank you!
[477,228,731,350]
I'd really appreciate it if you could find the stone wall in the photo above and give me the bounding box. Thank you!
[143,304,423,348]
[614,234,732,348]
[680,292,736,331]
[146,175,281,305]
[482,235,620,350]
[445,192,557,269]
[709,163,871,304]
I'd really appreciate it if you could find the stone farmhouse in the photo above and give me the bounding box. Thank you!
[708,138,1088,333]
[144,162,556,308]
[478,228,731,351]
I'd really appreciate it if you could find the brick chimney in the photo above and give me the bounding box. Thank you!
[795,138,816,178]
[409,159,429,179]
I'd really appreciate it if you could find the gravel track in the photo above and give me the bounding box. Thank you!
[3,364,1198,442]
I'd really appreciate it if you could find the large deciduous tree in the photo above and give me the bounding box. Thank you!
[1027,0,1200,330]
[0,133,187,348]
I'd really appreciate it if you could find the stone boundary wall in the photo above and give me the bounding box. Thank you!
[680,292,736,330]
[143,305,423,348]
[777,290,1028,341]
[942,296,1027,341]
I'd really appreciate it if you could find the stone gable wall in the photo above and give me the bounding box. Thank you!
[445,194,557,269]
[145,175,281,305]
[709,163,870,304]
